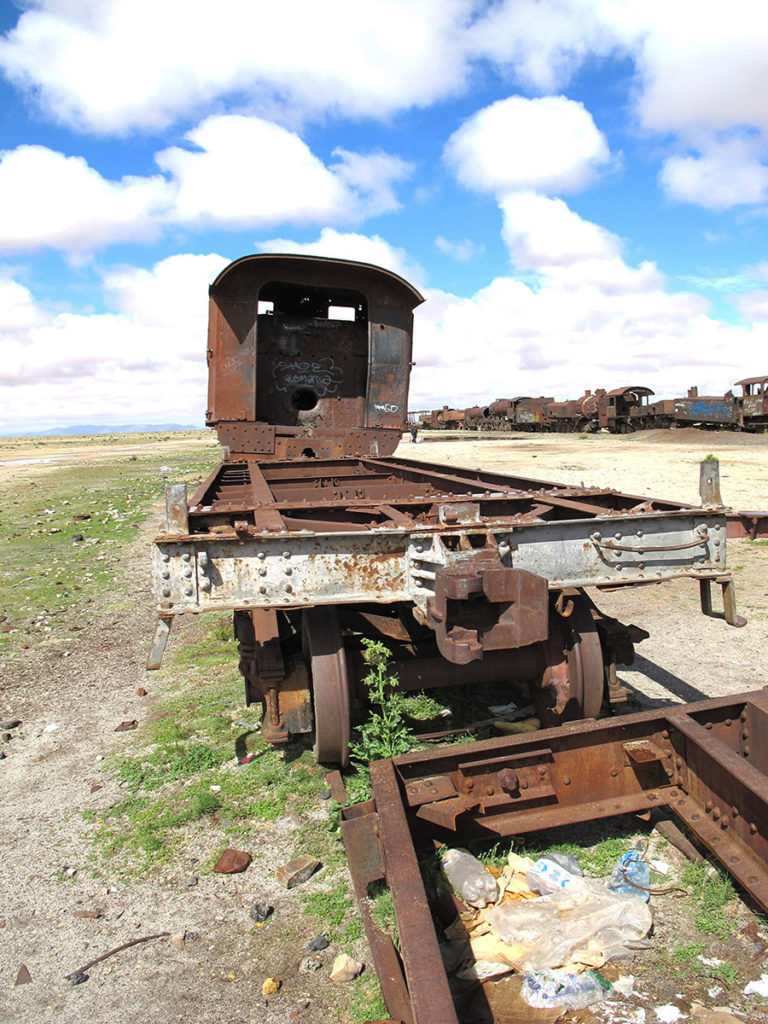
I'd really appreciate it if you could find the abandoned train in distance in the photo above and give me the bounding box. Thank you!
[148,254,744,765]
[419,378,768,434]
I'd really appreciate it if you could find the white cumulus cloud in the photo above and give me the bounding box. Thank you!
[659,138,768,210]
[0,117,412,253]
[0,0,473,133]
[444,95,612,197]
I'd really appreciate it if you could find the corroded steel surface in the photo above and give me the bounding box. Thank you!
[342,690,768,1024]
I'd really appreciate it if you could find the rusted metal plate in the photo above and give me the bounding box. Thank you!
[341,690,768,1024]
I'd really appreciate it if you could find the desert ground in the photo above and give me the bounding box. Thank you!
[1,427,767,1024]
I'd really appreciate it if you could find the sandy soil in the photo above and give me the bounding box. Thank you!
[2,428,768,1024]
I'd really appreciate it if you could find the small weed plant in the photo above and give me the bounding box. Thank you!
[349,638,415,766]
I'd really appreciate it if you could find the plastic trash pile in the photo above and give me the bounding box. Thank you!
[440,847,653,1011]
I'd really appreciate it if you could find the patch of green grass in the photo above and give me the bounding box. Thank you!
[517,835,632,876]
[401,691,450,721]
[301,879,360,942]
[346,977,388,1022]
[682,861,737,935]
[671,941,707,966]
[0,435,218,654]
[369,881,399,950]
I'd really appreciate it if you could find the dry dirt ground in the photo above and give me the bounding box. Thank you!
[1,428,767,1024]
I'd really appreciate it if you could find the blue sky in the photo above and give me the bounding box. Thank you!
[1,0,767,433]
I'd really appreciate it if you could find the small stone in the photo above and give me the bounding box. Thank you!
[275,855,320,889]
[186,931,199,941]
[2,733,11,742]
[308,933,329,951]
[73,909,103,919]
[170,930,186,950]
[0,751,6,760]
[213,848,251,874]
[319,789,331,801]
[0,719,21,730]
[90,783,102,794]
[261,977,281,996]
[136,687,147,697]
[66,971,88,986]
[330,953,363,984]
[72,535,84,544]
[114,720,138,732]
[249,901,273,923]
[300,956,323,974]
[186,875,198,887]
[14,964,32,986]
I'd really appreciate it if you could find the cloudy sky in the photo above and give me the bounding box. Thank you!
[1,0,768,433]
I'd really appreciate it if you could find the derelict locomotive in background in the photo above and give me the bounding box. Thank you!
[148,254,744,765]
[420,377,768,434]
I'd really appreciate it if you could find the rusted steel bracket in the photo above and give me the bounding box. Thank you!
[425,556,548,664]
[341,690,768,1024]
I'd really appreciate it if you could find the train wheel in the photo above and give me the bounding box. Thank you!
[302,606,351,767]
[531,593,605,726]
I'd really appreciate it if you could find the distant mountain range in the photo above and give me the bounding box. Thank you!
[1,423,200,438]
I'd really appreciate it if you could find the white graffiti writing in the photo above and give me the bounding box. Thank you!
[272,357,342,397]
[373,402,399,414]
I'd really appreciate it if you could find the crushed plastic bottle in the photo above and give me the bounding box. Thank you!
[608,850,650,902]
[526,854,583,895]
[521,968,610,1009]
[441,848,498,908]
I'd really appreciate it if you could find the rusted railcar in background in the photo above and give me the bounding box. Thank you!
[149,254,745,766]
[737,375,768,430]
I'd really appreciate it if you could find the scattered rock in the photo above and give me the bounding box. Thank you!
[73,513,91,521]
[114,720,138,732]
[249,901,273,923]
[308,934,329,951]
[72,535,84,544]
[319,789,331,801]
[275,855,320,889]
[66,971,88,986]
[691,1008,741,1023]
[136,687,147,697]
[2,733,11,742]
[186,931,199,941]
[43,723,59,733]
[213,849,251,874]
[90,783,102,794]
[60,865,77,878]
[300,956,323,974]
[73,909,103,919]
[0,751,6,760]
[330,953,363,984]
[0,719,21,730]
[186,875,198,887]
[262,977,281,996]
[14,964,32,986]
[170,931,186,951]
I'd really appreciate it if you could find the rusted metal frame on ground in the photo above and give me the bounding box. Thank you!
[727,511,768,540]
[340,690,768,1024]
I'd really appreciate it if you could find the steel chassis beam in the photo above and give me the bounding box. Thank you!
[340,689,768,1024]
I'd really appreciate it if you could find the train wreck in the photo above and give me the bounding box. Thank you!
[144,253,765,1022]
[148,253,745,765]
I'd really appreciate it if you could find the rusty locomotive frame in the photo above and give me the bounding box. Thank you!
[148,253,745,766]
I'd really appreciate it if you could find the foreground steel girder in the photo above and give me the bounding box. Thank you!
[340,689,768,1024]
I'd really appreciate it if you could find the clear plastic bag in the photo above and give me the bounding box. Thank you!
[608,850,650,902]
[485,879,652,971]
[522,968,609,1009]
[441,848,498,908]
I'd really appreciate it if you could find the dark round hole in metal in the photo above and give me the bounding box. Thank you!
[292,388,318,410]
[301,447,317,458]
